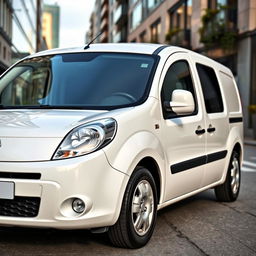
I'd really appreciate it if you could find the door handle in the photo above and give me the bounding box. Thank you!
[195,126,205,135]
[207,125,216,133]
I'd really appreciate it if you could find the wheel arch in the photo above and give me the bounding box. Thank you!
[137,157,161,204]
[233,142,243,165]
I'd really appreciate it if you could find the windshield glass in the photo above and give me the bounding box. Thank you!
[0,53,157,109]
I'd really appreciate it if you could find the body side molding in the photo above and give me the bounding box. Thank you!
[170,150,228,174]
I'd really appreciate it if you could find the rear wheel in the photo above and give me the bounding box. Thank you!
[215,151,241,202]
[108,167,157,248]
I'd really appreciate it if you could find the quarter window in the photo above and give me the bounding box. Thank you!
[196,63,224,113]
[161,60,197,119]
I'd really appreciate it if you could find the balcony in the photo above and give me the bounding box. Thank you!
[101,0,108,6]
[100,17,108,30]
[100,30,108,43]
[114,3,127,25]
[101,4,108,19]
[199,6,238,51]
[166,29,191,48]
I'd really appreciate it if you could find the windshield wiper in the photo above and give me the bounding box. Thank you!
[0,105,87,109]
[0,104,53,109]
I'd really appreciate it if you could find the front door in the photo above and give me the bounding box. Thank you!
[159,53,206,201]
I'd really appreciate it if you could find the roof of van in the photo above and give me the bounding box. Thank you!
[27,43,233,76]
[29,43,174,57]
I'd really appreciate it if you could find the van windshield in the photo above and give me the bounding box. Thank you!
[0,52,157,109]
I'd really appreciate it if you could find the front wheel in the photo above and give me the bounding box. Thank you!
[108,167,157,248]
[215,151,241,202]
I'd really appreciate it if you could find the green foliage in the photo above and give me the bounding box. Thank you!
[165,28,181,42]
[199,5,237,50]
[249,105,256,114]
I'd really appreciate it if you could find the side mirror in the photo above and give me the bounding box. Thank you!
[164,89,195,115]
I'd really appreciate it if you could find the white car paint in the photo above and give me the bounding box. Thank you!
[0,44,243,231]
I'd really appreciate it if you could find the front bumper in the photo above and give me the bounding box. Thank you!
[0,150,128,229]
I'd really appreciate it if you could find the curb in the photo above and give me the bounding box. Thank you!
[244,140,256,146]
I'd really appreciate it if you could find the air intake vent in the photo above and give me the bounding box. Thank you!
[0,196,40,217]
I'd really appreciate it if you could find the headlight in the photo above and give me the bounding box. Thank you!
[52,118,117,160]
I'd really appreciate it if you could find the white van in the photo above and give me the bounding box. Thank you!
[0,44,243,248]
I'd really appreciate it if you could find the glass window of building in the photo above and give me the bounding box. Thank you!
[187,0,192,30]
[170,0,193,31]
[129,0,137,6]
[207,0,237,31]
[167,0,192,47]
[147,0,162,11]
[131,2,142,30]
[140,31,147,42]
[150,19,161,43]
[3,46,6,60]
[208,0,227,9]
[12,0,38,55]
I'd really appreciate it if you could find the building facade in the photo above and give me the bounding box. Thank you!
[128,0,192,45]
[87,0,129,44]
[12,0,46,60]
[0,0,13,74]
[87,0,109,43]
[0,0,47,73]
[42,3,60,49]
[109,0,128,43]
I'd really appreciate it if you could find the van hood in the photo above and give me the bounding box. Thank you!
[0,109,108,162]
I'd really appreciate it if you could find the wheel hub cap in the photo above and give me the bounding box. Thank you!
[230,157,240,194]
[131,180,154,236]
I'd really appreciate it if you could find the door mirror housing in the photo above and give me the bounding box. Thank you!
[164,89,195,115]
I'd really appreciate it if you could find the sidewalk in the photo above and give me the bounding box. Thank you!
[244,137,256,146]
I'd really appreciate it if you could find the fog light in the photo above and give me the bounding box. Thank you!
[72,198,86,213]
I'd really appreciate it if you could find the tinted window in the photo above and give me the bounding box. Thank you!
[161,60,196,119]
[196,63,224,113]
[0,53,156,109]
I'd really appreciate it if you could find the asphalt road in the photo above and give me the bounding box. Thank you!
[0,144,255,256]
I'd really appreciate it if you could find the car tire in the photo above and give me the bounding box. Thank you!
[108,166,157,248]
[215,151,241,202]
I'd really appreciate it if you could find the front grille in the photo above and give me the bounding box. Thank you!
[0,196,40,217]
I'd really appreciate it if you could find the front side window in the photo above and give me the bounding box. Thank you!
[196,63,224,113]
[0,53,157,109]
[161,60,197,119]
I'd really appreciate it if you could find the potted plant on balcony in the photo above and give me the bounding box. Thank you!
[249,105,256,139]
[199,4,238,52]
[165,28,181,43]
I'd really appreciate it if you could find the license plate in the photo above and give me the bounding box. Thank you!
[0,182,14,200]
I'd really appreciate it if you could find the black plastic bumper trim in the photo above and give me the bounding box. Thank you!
[229,117,243,123]
[0,172,41,180]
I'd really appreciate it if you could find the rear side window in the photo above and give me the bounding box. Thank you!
[218,72,240,113]
[196,63,224,113]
